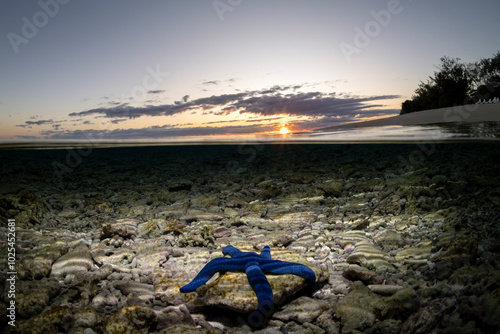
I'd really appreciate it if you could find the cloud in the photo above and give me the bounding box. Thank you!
[16,119,53,127]
[110,119,128,124]
[41,123,276,140]
[69,103,189,118]
[147,90,165,94]
[69,85,399,121]
[61,84,400,138]
[39,106,402,140]
[214,89,399,119]
[201,80,219,86]
[14,135,40,140]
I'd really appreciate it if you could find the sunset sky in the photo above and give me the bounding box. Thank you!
[1,0,500,141]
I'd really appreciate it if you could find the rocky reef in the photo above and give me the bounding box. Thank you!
[0,143,499,333]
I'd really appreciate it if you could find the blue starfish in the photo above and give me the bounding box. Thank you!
[180,245,317,319]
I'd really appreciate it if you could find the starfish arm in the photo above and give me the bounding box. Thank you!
[222,245,244,258]
[260,261,317,290]
[260,245,272,259]
[245,261,273,316]
[179,257,246,293]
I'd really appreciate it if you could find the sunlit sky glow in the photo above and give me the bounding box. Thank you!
[1,0,500,141]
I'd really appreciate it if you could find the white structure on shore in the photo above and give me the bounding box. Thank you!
[476,97,499,104]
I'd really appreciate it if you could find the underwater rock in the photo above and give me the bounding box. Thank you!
[21,242,68,279]
[153,248,213,305]
[256,183,282,200]
[374,230,406,251]
[73,305,103,330]
[432,236,479,280]
[214,226,232,238]
[113,281,155,296]
[91,292,118,310]
[133,238,171,276]
[91,242,136,268]
[223,207,239,217]
[156,326,224,334]
[168,179,193,192]
[271,211,318,227]
[458,287,500,331]
[179,224,216,247]
[154,304,196,331]
[381,287,419,320]
[334,230,368,248]
[314,245,331,261]
[88,200,113,213]
[237,215,279,231]
[0,182,22,195]
[349,218,370,230]
[51,242,93,277]
[15,278,60,319]
[343,264,384,285]
[368,284,404,296]
[104,305,157,334]
[101,219,139,239]
[334,281,383,332]
[346,239,397,274]
[316,310,341,334]
[123,204,149,217]
[10,190,46,227]
[395,240,432,262]
[318,180,343,197]
[138,218,165,238]
[272,296,329,324]
[180,210,226,223]
[57,209,78,219]
[279,321,324,333]
[399,298,450,333]
[287,172,314,184]
[15,306,73,333]
[224,194,248,208]
[190,193,220,209]
[368,319,402,334]
[153,247,327,314]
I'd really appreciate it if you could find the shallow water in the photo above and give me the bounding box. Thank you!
[0,140,499,332]
[1,142,498,188]
[308,121,500,142]
[1,121,499,151]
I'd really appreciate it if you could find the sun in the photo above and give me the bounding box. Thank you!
[278,126,291,135]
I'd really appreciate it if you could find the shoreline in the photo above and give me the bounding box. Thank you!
[317,103,500,130]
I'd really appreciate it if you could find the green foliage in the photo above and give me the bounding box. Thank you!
[401,52,500,115]
[474,51,500,101]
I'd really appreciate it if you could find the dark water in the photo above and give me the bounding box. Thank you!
[1,142,500,332]
[1,142,498,183]
[1,142,499,234]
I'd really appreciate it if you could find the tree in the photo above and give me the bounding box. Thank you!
[401,56,471,114]
[471,51,500,102]
[400,52,500,114]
